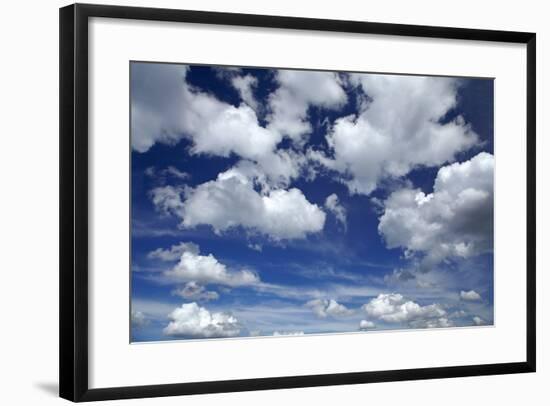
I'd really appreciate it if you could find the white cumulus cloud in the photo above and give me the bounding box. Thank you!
[148,242,199,262]
[362,293,448,327]
[163,303,241,338]
[151,168,326,241]
[163,244,259,287]
[305,298,354,318]
[267,69,347,143]
[409,317,454,329]
[131,64,278,157]
[460,290,482,301]
[378,152,494,267]
[131,64,350,189]
[473,316,486,326]
[131,64,304,188]
[359,320,376,330]
[310,74,479,195]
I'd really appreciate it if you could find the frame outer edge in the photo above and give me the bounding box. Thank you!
[74,2,91,401]
[59,2,537,401]
[74,2,533,43]
[59,4,77,402]
[60,3,91,402]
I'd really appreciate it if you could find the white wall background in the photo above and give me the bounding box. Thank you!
[0,0,546,404]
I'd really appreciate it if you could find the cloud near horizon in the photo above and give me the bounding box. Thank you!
[362,293,452,328]
[164,303,241,338]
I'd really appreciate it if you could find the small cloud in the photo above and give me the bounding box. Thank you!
[231,74,259,111]
[384,268,416,285]
[449,309,467,318]
[172,281,219,302]
[163,302,241,338]
[473,316,486,326]
[369,197,385,214]
[273,331,304,336]
[324,193,347,230]
[164,166,190,180]
[247,243,263,252]
[148,242,199,262]
[131,310,149,328]
[305,298,353,318]
[362,293,449,328]
[144,166,190,182]
[163,243,260,287]
[409,317,453,329]
[359,320,375,330]
[460,290,482,301]
[213,66,242,80]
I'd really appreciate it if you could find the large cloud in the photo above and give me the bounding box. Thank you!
[162,243,259,287]
[132,64,295,187]
[310,74,479,195]
[131,64,277,155]
[150,167,326,241]
[132,64,348,188]
[131,63,187,153]
[378,152,494,267]
[362,293,451,328]
[163,302,240,338]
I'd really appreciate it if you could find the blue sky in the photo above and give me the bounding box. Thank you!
[130,62,494,341]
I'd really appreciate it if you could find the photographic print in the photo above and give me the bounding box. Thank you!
[130,62,494,342]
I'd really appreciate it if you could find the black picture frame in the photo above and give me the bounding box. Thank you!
[59,3,536,402]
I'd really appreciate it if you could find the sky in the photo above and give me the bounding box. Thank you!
[130,62,494,342]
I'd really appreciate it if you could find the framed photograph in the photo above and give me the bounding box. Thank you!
[59,3,536,402]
